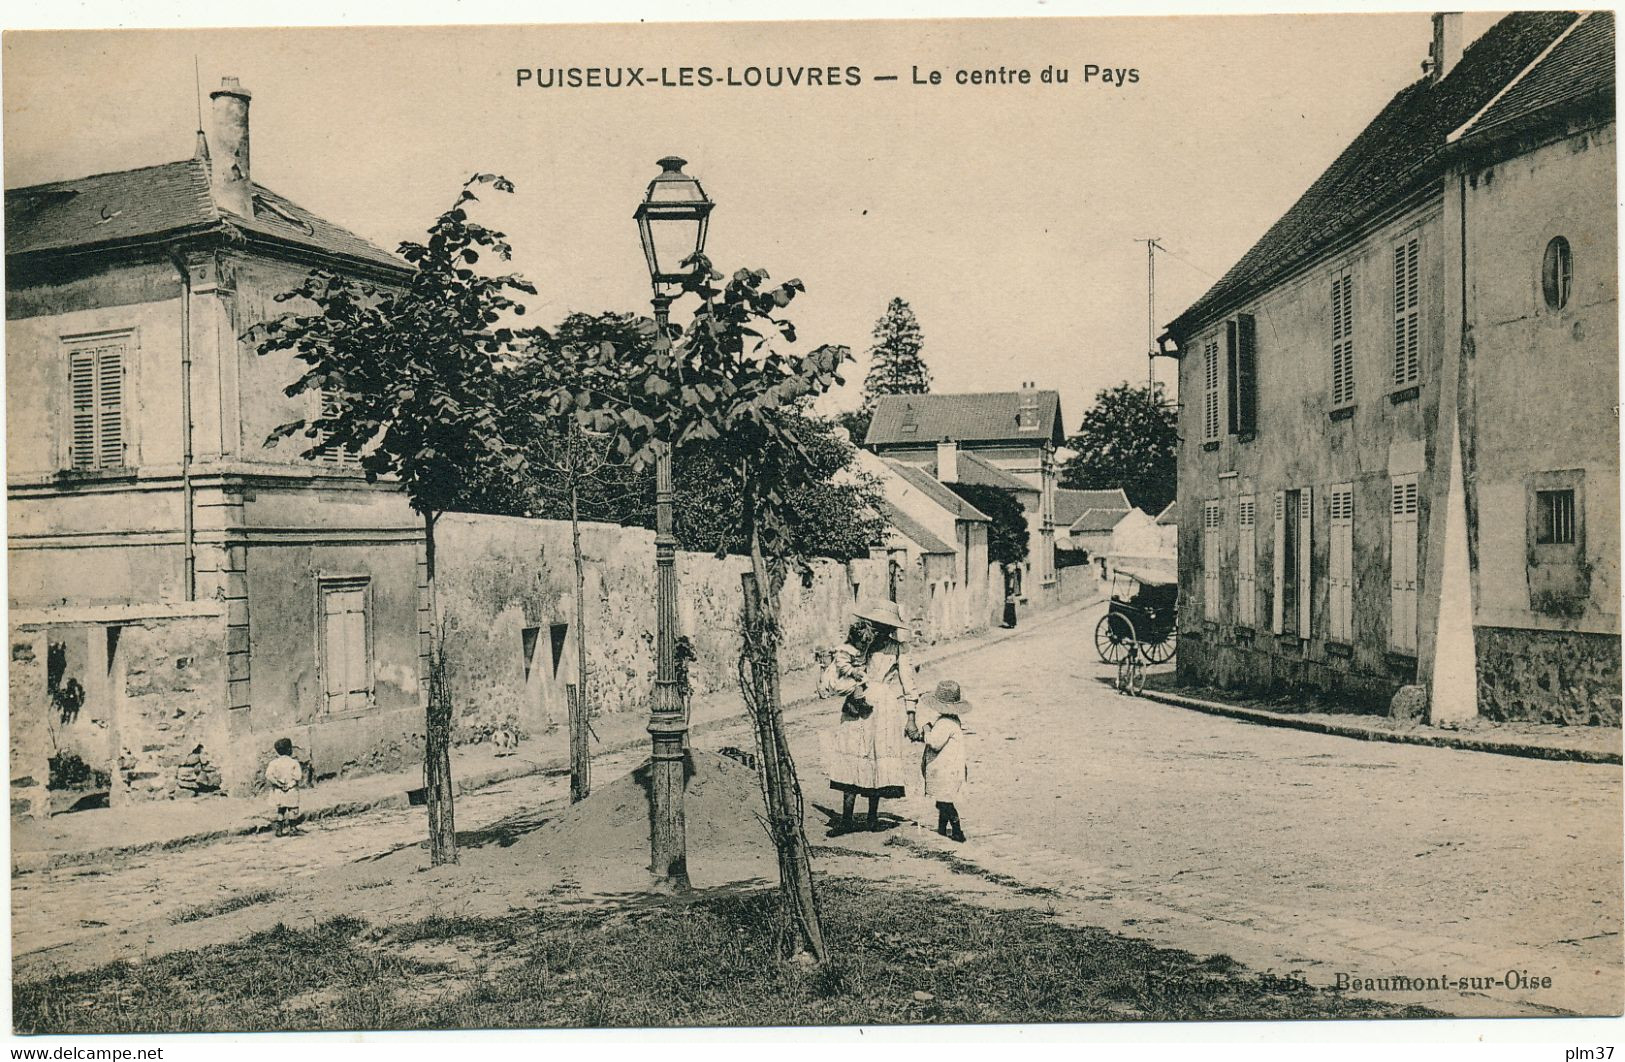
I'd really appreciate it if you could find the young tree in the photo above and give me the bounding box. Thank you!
[495,312,652,804]
[253,173,536,866]
[545,260,850,964]
[860,297,930,411]
[943,483,1029,568]
[1061,381,1179,515]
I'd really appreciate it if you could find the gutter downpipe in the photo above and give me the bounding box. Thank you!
[169,247,197,602]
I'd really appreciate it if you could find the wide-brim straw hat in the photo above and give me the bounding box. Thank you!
[922,679,972,715]
[852,599,906,631]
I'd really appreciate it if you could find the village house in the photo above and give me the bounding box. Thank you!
[864,385,1065,606]
[1055,487,1132,566]
[6,78,432,810]
[1161,11,1617,725]
[852,448,996,638]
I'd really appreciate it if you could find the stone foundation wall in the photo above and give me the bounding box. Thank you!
[111,616,230,803]
[1476,626,1622,726]
[1175,632,1402,713]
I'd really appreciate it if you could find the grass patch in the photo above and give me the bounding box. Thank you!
[16,878,1439,1033]
[168,889,282,925]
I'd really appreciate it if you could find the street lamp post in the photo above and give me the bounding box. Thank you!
[635,156,714,894]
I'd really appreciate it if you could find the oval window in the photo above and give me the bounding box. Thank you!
[1542,236,1572,311]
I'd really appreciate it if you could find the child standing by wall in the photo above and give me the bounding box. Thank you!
[917,679,970,842]
[264,737,303,837]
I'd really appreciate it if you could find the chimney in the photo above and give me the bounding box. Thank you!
[1428,12,1464,84]
[937,438,958,483]
[208,77,253,218]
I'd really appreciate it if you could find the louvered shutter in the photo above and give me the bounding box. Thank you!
[1297,487,1313,640]
[1393,238,1421,387]
[1328,485,1354,643]
[1225,320,1239,436]
[1389,477,1419,652]
[1331,273,1355,406]
[68,340,126,470]
[97,349,124,468]
[1272,491,1286,635]
[70,351,96,470]
[1236,313,1258,434]
[1203,338,1220,441]
[1238,495,1256,628]
[1203,502,1222,621]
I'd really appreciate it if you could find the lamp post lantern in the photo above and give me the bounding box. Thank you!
[634,156,713,893]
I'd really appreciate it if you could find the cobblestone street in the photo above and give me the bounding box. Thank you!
[14,601,1622,1015]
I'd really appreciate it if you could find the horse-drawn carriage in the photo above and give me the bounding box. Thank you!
[1094,567,1178,667]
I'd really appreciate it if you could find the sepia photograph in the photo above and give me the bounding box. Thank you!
[2,3,1621,1043]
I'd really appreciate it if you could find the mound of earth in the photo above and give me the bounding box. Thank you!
[501,749,781,892]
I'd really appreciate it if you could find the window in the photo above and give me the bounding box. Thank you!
[1392,236,1421,388]
[1542,237,1572,312]
[1237,495,1257,628]
[313,386,362,470]
[1202,501,1223,621]
[319,578,373,715]
[1535,489,1576,545]
[1328,484,1354,643]
[1229,313,1258,436]
[1272,488,1312,637]
[67,335,128,470]
[1389,476,1419,654]
[1017,396,1040,431]
[1202,337,1221,442]
[1331,270,1355,407]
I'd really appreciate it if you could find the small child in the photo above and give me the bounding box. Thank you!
[916,679,970,842]
[264,737,303,837]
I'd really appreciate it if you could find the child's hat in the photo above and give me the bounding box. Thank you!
[923,679,971,715]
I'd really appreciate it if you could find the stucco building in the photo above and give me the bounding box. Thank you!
[7,78,428,808]
[864,385,1066,605]
[1161,11,1617,725]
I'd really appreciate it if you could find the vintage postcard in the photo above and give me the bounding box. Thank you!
[3,5,1620,1046]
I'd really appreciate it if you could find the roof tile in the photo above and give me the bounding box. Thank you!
[866,391,1065,449]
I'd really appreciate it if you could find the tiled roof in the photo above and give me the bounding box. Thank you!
[1165,11,1579,340]
[883,460,991,522]
[1055,487,1129,528]
[865,391,1065,449]
[1456,11,1614,143]
[1154,501,1178,527]
[1069,508,1129,534]
[953,452,1036,493]
[882,504,958,556]
[6,156,407,273]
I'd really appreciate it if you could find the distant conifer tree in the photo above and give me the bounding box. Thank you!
[861,298,931,411]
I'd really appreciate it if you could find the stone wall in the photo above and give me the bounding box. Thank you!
[1177,631,1405,714]
[111,615,230,803]
[1476,625,1622,726]
[432,513,890,742]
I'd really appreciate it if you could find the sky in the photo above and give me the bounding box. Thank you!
[3,10,1505,433]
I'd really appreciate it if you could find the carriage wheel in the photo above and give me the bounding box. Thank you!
[1142,627,1178,664]
[1094,613,1137,665]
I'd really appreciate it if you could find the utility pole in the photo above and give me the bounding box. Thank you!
[1136,237,1164,412]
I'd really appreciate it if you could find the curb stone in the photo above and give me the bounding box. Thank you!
[1129,682,1622,766]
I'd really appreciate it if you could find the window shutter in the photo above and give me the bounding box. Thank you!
[1203,502,1223,621]
[1238,495,1256,628]
[1328,485,1353,643]
[1393,238,1421,387]
[1236,313,1257,434]
[1203,338,1221,441]
[1297,487,1313,640]
[1389,477,1419,652]
[70,351,96,470]
[1225,320,1240,436]
[97,347,125,468]
[1331,273,1354,407]
[1272,491,1286,635]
